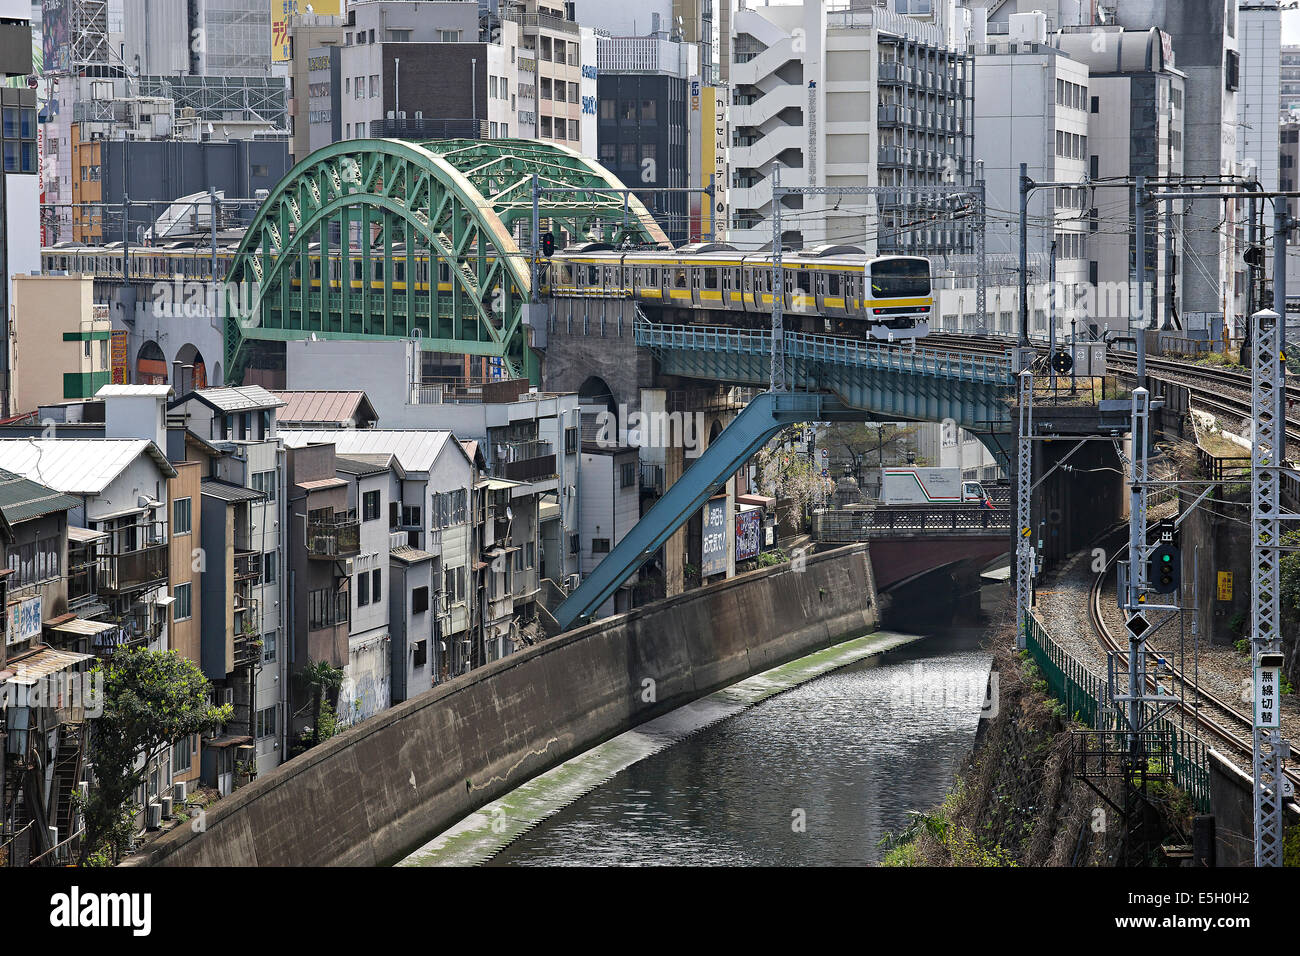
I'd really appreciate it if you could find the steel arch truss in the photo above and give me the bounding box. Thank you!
[224,138,668,384]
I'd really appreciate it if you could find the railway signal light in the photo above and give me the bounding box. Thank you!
[541,231,555,257]
[1148,542,1180,594]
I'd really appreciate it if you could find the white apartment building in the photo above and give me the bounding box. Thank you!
[1237,2,1281,194]
[729,0,973,253]
[974,15,1091,341]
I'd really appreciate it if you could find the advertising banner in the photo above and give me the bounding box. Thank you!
[701,497,727,577]
[736,509,761,561]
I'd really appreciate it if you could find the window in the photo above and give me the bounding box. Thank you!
[173,735,193,774]
[641,98,657,122]
[565,427,577,455]
[592,538,611,554]
[357,572,370,607]
[310,587,346,628]
[251,470,277,501]
[413,640,428,667]
[600,99,614,120]
[438,29,462,42]
[263,630,277,663]
[256,706,277,739]
[570,533,580,554]
[620,462,636,488]
[1090,95,1099,114]
[526,542,535,568]
[372,567,382,603]
[7,536,61,587]
[174,583,192,621]
[263,552,277,584]
[569,120,579,141]
[173,497,192,535]
[363,490,380,521]
[402,504,421,527]
[412,585,430,614]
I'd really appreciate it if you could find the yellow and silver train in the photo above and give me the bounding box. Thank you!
[549,243,934,341]
[42,239,934,342]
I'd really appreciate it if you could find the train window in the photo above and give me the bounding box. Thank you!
[673,268,687,288]
[794,270,811,294]
[311,259,321,279]
[372,259,384,281]
[395,261,406,283]
[828,273,840,296]
[352,260,363,281]
[586,265,599,285]
[649,267,659,286]
[703,268,718,290]
[290,260,301,279]
[557,263,572,284]
[734,268,742,289]
[438,262,450,283]
[416,260,428,283]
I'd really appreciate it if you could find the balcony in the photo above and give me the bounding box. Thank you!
[234,551,262,584]
[307,511,360,559]
[96,543,169,593]
[494,439,556,483]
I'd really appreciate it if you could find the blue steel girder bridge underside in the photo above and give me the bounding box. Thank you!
[222,138,669,385]
[636,320,1016,461]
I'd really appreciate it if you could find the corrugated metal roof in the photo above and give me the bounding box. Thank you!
[296,477,347,492]
[2,645,94,685]
[390,545,436,564]
[96,384,174,398]
[281,430,458,474]
[188,385,285,412]
[271,391,377,426]
[334,455,389,477]
[0,468,80,523]
[200,479,265,503]
[0,439,176,493]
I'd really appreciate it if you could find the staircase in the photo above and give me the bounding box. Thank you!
[48,724,86,845]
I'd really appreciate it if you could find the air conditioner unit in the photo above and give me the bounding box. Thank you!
[565,573,580,592]
[146,802,162,830]
[344,558,355,575]
[173,780,187,803]
[160,795,173,819]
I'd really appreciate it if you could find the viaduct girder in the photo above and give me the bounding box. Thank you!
[635,321,1017,460]
[223,138,668,385]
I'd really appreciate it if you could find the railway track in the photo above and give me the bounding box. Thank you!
[1086,528,1300,791]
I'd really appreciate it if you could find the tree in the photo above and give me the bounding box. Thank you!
[297,659,344,747]
[819,422,919,477]
[78,648,230,865]
[755,430,822,529]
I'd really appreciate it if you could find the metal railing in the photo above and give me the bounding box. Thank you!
[813,506,1010,541]
[635,321,1015,386]
[306,511,360,558]
[96,542,169,593]
[1027,614,1210,811]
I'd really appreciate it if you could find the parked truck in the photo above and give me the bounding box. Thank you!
[878,467,991,506]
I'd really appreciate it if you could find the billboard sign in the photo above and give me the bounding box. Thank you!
[273,0,341,63]
[700,497,727,577]
[736,509,761,562]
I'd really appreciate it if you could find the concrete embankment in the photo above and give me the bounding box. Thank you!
[132,544,879,866]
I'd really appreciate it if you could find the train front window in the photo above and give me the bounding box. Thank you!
[870,259,930,298]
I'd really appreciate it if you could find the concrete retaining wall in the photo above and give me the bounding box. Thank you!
[132,544,879,866]
[1207,748,1300,866]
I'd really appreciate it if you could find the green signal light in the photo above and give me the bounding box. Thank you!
[1161,554,1172,562]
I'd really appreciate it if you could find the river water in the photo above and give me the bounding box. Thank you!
[487,622,993,866]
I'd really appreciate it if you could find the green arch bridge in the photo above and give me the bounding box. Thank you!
[223,137,668,385]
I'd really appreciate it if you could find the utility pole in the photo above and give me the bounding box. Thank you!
[1048,238,1057,391]
[1134,174,1146,393]
[1014,369,1033,650]
[530,173,540,304]
[770,163,786,392]
[1019,162,1030,348]
[975,161,987,334]
[1249,300,1286,868]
